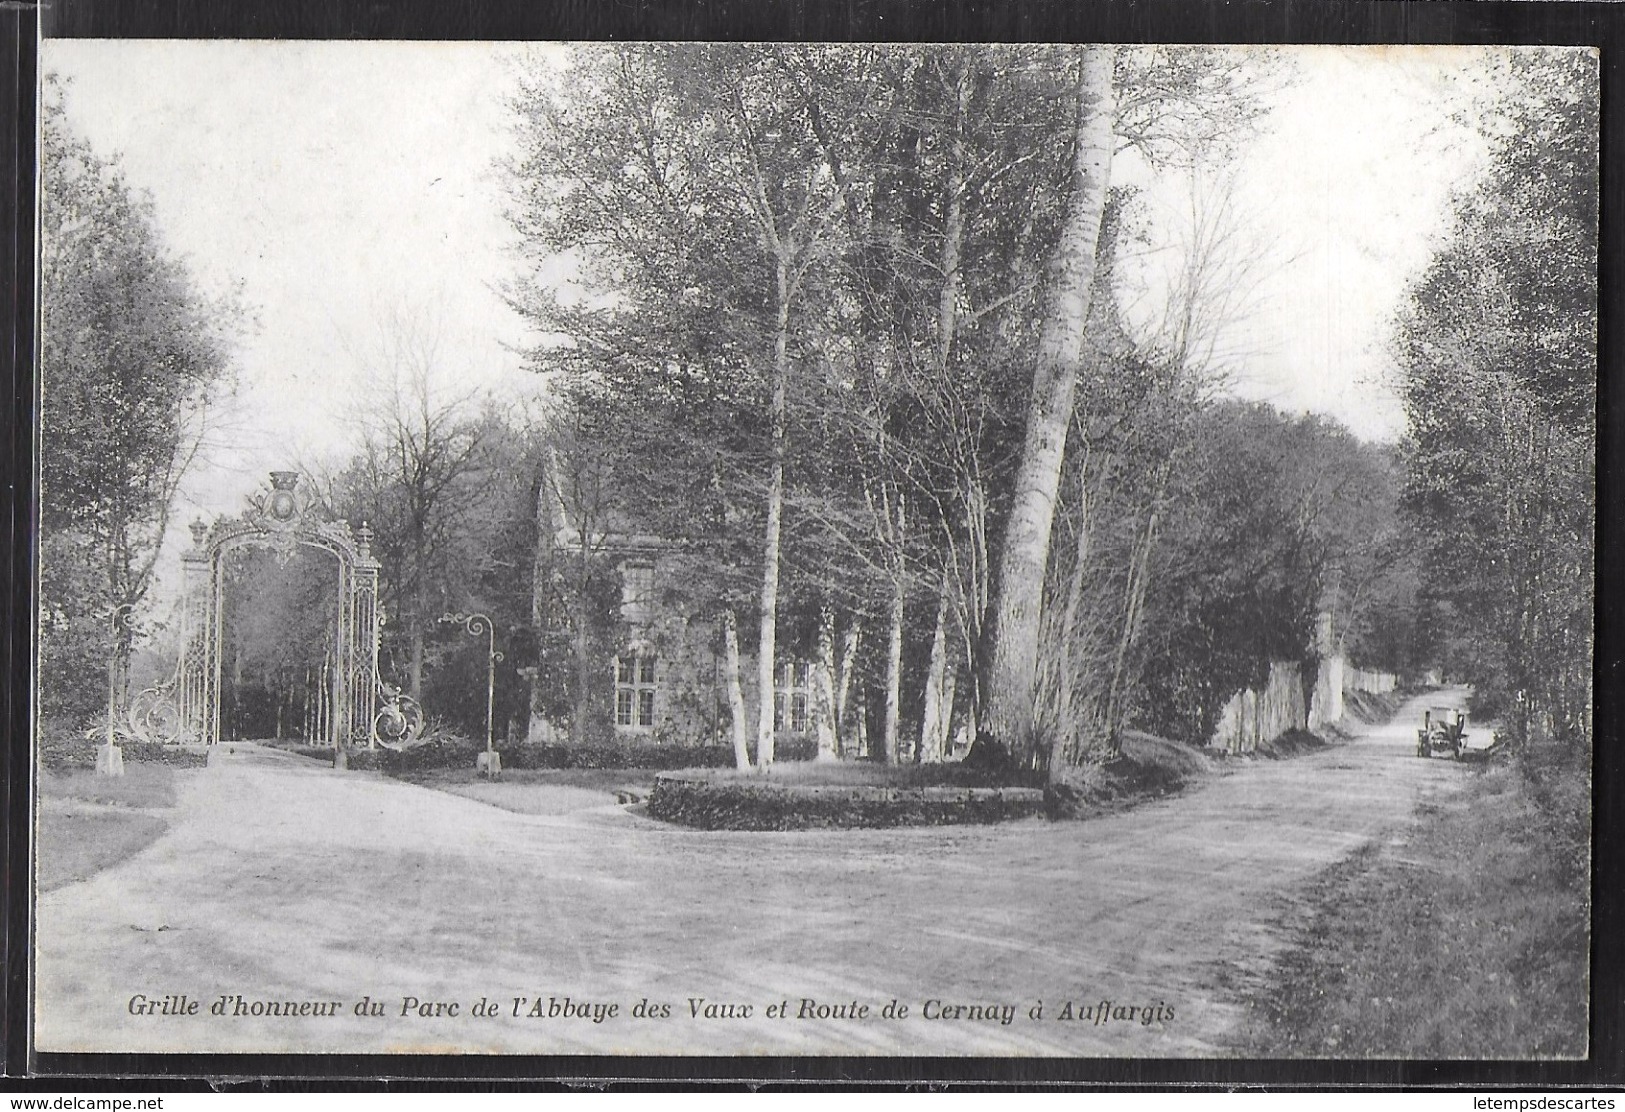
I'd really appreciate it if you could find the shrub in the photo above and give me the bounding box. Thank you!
[345,747,383,771]
[754,733,819,764]
[1516,736,1590,890]
[38,723,97,771]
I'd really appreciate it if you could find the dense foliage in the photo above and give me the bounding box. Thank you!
[647,773,1046,830]
[1129,403,1413,743]
[505,44,1415,765]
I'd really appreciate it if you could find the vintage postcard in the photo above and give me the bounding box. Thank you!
[32,40,1596,1061]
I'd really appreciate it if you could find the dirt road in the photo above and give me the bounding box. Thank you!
[34,689,1473,1058]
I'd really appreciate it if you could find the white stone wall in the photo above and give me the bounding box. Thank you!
[1212,653,1398,752]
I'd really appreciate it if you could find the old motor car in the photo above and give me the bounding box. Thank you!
[1416,706,1468,759]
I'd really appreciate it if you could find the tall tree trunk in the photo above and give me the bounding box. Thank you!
[937,56,970,371]
[722,610,752,770]
[835,625,860,758]
[882,574,905,764]
[111,604,134,717]
[755,258,792,769]
[107,527,137,715]
[528,459,558,743]
[409,535,427,699]
[814,609,839,762]
[980,47,1117,767]
[956,476,991,729]
[918,590,952,763]
[407,617,424,701]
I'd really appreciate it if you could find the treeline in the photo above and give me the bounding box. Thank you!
[384,42,1587,764]
[44,46,1592,770]
[37,80,238,726]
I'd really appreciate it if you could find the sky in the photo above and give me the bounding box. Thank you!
[41,40,1524,600]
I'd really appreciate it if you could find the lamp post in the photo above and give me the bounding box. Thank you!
[441,612,503,777]
[99,602,136,777]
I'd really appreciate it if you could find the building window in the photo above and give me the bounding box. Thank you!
[620,562,655,628]
[773,659,812,734]
[615,652,657,728]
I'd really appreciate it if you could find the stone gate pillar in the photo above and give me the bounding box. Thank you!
[178,519,214,743]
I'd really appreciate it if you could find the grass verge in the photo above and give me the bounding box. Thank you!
[1235,744,1589,1058]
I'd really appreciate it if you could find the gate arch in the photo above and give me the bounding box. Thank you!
[128,471,423,750]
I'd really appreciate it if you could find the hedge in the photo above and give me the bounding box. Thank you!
[499,742,736,771]
[647,773,1045,831]
[347,747,383,771]
[38,732,208,771]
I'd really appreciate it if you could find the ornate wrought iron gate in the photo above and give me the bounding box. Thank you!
[127,471,422,749]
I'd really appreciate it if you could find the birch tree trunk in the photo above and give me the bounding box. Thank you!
[528,461,558,743]
[918,590,952,763]
[1102,506,1159,762]
[571,540,593,746]
[882,574,905,764]
[1051,450,1093,767]
[835,625,860,758]
[916,60,967,769]
[980,47,1117,767]
[722,610,753,770]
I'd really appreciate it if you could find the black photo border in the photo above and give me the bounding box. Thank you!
[5,0,1622,1092]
